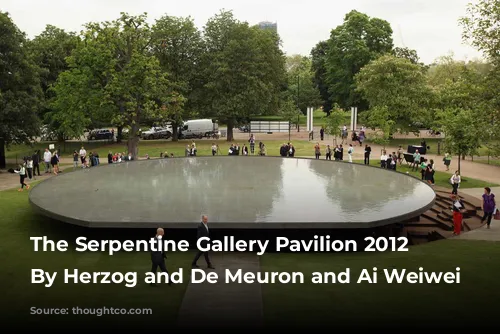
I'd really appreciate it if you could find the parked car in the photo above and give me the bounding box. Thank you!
[238,125,250,132]
[88,129,114,140]
[141,127,172,140]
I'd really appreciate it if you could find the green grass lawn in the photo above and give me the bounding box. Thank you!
[0,186,193,328]
[260,239,500,328]
[353,159,498,189]
[7,140,317,161]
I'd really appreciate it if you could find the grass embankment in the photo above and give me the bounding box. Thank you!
[0,187,193,328]
[261,239,500,327]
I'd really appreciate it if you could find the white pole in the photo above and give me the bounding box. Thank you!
[354,107,358,131]
[350,107,354,131]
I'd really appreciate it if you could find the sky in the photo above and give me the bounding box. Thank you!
[1,0,482,64]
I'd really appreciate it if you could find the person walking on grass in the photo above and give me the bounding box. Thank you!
[14,163,30,192]
[481,187,496,229]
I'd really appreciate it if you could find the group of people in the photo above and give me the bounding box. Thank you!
[314,143,353,162]
[280,143,296,157]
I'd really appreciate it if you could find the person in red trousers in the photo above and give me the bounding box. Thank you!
[452,194,466,235]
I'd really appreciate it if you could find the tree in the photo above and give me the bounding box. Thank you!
[51,13,175,158]
[0,12,43,169]
[436,108,486,172]
[362,106,394,150]
[460,0,500,157]
[28,25,79,140]
[285,55,322,114]
[152,15,204,141]
[311,41,333,113]
[324,106,346,145]
[278,98,300,142]
[355,54,431,134]
[460,0,500,64]
[324,10,393,110]
[393,47,420,64]
[199,10,286,141]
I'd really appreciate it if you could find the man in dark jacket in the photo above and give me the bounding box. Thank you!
[32,150,41,176]
[150,228,171,286]
[192,215,215,269]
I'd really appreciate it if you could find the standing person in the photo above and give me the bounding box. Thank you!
[427,159,435,185]
[289,144,295,157]
[347,144,354,163]
[249,134,256,155]
[107,151,113,164]
[79,146,87,168]
[339,145,344,161]
[364,145,371,165]
[452,194,465,236]
[73,151,79,169]
[481,187,496,229]
[450,171,461,195]
[380,150,388,169]
[243,144,249,156]
[51,151,59,175]
[185,145,191,157]
[192,215,215,269]
[150,228,171,287]
[14,163,29,192]
[314,143,321,160]
[397,146,404,165]
[26,157,34,180]
[443,153,452,171]
[320,127,325,141]
[43,148,52,173]
[32,150,41,177]
[325,145,332,161]
[211,143,217,156]
[420,159,428,180]
[412,150,421,171]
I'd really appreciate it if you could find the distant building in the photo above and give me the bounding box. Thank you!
[258,21,278,34]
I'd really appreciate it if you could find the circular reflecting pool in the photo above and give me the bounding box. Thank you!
[29,157,435,228]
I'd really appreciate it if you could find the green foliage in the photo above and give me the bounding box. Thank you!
[392,47,420,65]
[324,10,394,110]
[311,41,332,112]
[362,106,394,148]
[284,55,322,114]
[355,54,431,133]
[436,108,486,165]
[51,13,175,158]
[0,12,43,167]
[278,99,300,126]
[151,15,203,139]
[324,106,346,141]
[198,10,286,140]
[460,0,500,64]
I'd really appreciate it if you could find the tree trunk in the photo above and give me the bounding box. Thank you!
[458,153,461,174]
[0,138,6,169]
[117,126,123,143]
[226,119,234,142]
[128,123,140,160]
[172,121,179,142]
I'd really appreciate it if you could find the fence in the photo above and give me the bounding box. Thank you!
[250,121,290,133]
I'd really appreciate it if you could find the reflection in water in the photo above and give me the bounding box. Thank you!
[30,157,435,224]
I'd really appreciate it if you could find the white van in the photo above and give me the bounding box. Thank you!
[180,119,218,139]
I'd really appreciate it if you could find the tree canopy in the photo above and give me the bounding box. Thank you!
[0,12,43,168]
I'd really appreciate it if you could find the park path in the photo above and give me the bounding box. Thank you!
[177,252,263,328]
